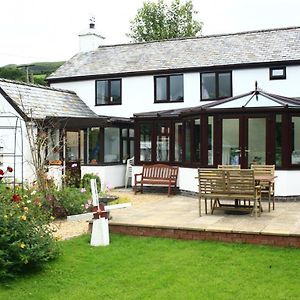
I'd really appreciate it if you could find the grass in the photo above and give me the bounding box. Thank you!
[1,234,300,300]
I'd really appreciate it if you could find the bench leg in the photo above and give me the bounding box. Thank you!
[134,181,138,195]
[168,184,171,197]
[199,197,202,217]
[141,183,143,194]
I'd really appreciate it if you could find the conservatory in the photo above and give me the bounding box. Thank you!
[133,88,300,196]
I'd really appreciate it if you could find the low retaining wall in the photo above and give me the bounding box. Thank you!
[109,224,300,248]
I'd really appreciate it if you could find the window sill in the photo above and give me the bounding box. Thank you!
[200,97,232,102]
[154,100,184,104]
[95,103,122,106]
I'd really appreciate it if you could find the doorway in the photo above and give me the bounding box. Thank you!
[219,116,267,168]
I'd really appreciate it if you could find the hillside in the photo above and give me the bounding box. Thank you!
[0,61,65,85]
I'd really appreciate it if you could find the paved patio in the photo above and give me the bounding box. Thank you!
[109,189,300,247]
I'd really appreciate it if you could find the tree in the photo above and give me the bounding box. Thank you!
[0,67,26,82]
[128,0,202,42]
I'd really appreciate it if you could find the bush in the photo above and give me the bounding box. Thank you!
[81,173,101,193]
[0,185,59,281]
[53,187,92,217]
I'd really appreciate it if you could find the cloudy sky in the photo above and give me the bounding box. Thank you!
[0,0,299,66]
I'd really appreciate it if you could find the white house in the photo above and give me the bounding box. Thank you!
[45,26,300,197]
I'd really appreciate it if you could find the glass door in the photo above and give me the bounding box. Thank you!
[219,116,267,168]
[222,118,240,165]
[245,117,266,167]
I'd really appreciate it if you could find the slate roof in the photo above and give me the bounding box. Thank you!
[0,78,98,120]
[48,26,300,81]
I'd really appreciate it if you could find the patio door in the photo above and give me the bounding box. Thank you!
[219,116,267,168]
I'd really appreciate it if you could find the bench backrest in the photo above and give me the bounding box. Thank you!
[226,169,256,195]
[218,164,241,169]
[198,168,225,195]
[142,164,179,180]
[198,168,256,196]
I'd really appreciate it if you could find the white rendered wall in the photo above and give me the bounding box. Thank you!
[51,73,202,118]
[81,165,126,192]
[51,66,300,118]
[132,166,300,197]
[0,95,35,184]
[233,66,300,97]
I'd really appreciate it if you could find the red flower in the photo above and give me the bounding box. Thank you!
[7,166,13,173]
[0,169,4,176]
[12,194,21,202]
[33,197,41,206]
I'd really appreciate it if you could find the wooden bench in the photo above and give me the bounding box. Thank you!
[134,164,179,196]
[198,168,262,217]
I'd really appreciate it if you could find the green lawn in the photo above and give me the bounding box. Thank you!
[1,234,300,300]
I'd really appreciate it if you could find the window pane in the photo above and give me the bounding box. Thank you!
[194,119,201,162]
[208,116,214,165]
[122,128,127,137]
[140,123,152,161]
[66,132,79,161]
[175,122,183,162]
[156,123,170,162]
[275,115,282,167]
[130,140,134,158]
[155,77,167,101]
[248,118,266,167]
[96,81,108,104]
[88,128,100,164]
[122,140,127,161]
[111,80,121,103]
[292,117,300,164]
[222,119,239,165]
[170,75,183,101]
[218,72,231,98]
[129,129,134,138]
[185,121,191,162]
[201,73,216,100]
[104,128,120,163]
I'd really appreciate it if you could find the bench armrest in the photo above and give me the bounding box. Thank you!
[134,173,143,180]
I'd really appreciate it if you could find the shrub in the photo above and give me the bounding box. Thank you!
[81,173,101,193]
[53,187,92,217]
[0,185,59,281]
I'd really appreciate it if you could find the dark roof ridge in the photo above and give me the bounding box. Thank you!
[96,25,300,50]
[0,77,76,94]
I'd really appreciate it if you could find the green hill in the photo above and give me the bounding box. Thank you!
[0,61,65,85]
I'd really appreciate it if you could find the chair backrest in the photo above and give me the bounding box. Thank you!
[90,178,99,206]
[198,168,225,195]
[218,164,241,169]
[127,157,134,172]
[251,164,275,176]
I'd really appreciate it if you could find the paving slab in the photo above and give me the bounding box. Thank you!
[110,189,300,237]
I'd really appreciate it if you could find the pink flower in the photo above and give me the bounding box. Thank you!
[85,203,90,210]
[80,188,86,193]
